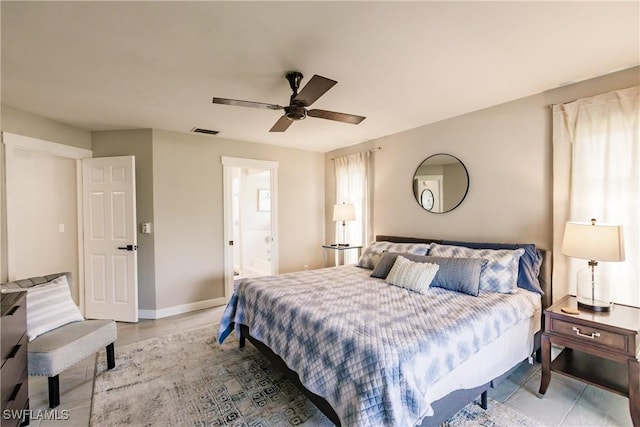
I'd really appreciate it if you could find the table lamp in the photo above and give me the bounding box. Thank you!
[333,203,356,246]
[561,218,625,312]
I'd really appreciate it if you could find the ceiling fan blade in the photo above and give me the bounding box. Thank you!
[293,75,337,106]
[212,97,283,111]
[307,109,366,125]
[269,115,294,132]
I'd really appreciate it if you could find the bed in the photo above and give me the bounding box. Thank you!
[218,235,552,426]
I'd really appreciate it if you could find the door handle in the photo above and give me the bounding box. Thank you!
[117,245,138,251]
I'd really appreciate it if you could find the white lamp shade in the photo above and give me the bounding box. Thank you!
[561,221,625,262]
[333,203,356,221]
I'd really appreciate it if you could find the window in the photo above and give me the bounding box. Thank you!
[553,86,639,306]
[334,151,372,264]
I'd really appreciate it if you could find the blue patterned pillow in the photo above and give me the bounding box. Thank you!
[357,241,430,270]
[442,240,544,295]
[428,243,525,294]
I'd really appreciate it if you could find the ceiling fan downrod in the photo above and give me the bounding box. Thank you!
[285,72,306,120]
[286,71,304,97]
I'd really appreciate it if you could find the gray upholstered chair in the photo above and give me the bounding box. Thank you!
[1,272,117,408]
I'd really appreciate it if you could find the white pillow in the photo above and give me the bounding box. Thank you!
[386,255,439,294]
[26,275,84,341]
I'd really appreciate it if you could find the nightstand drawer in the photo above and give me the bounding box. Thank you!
[550,318,628,351]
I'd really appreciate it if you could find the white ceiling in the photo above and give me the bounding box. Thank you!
[2,1,638,153]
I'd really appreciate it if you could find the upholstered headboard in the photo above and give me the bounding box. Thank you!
[375,235,552,309]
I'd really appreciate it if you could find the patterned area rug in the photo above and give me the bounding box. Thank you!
[90,325,538,426]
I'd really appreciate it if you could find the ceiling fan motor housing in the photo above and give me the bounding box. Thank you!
[285,105,307,121]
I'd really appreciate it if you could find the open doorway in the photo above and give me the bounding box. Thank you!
[222,157,278,300]
[3,132,91,310]
[231,167,272,279]
[415,175,443,212]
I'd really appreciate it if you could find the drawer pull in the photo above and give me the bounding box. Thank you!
[8,382,22,401]
[572,326,601,339]
[7,344,21,359]
[7,305,20,316]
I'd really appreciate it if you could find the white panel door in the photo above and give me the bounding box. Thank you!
[82,156,138,322]
[417,175,443,212]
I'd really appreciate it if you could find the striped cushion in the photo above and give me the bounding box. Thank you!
[26,275,84,341]
[385,255,439,294]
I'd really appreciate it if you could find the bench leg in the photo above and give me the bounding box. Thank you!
[48,375,60,408]
[106,343,115,370]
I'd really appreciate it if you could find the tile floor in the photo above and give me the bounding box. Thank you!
[23,306,633,426]
[487,352,633,426]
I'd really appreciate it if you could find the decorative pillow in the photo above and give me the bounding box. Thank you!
[25,275,84,341]
[385,256,439,294]
[357,241,430,270]
[371,252,486,296]
[442,239,544,295]
[429,243,525,294]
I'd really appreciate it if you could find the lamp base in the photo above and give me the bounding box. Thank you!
[577,297,612,312]
[575,264,612,313]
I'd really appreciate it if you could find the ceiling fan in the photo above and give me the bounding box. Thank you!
[212,72,366,132]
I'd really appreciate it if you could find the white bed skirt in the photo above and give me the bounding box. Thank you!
[424,306,541,408]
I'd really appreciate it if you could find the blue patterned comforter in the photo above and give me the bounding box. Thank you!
[218,265,540,426]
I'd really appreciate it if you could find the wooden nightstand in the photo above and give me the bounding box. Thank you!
[539,295,639,426]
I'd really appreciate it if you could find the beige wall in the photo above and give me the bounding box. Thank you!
[91,129,156,311]
[5,66,635,312]
[2,105,92,150]
[325,67,639,301]
[0,106,92,283]
[151,130,222,310]
[0,106,324,314]
[151,129,325,311]
[10,148,79,301]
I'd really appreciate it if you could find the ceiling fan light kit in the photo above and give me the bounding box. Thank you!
[212,71,366,132]
[284,105,307,121]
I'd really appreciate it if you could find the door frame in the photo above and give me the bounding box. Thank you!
[2,132,92,313]
[221,156,278,300]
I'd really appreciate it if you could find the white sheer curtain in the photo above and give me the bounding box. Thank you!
[553,86,639,306]
[334,151,372,264]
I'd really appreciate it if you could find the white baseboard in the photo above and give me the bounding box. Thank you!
[138,297,227,320]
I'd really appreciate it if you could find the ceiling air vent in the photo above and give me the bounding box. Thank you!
[191,127,219,135]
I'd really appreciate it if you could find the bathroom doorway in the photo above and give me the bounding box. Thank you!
[222,157,278,299]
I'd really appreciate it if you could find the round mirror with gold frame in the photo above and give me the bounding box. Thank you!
[412,154,469,213]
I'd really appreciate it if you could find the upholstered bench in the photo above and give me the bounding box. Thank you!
[1,272,117,408]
